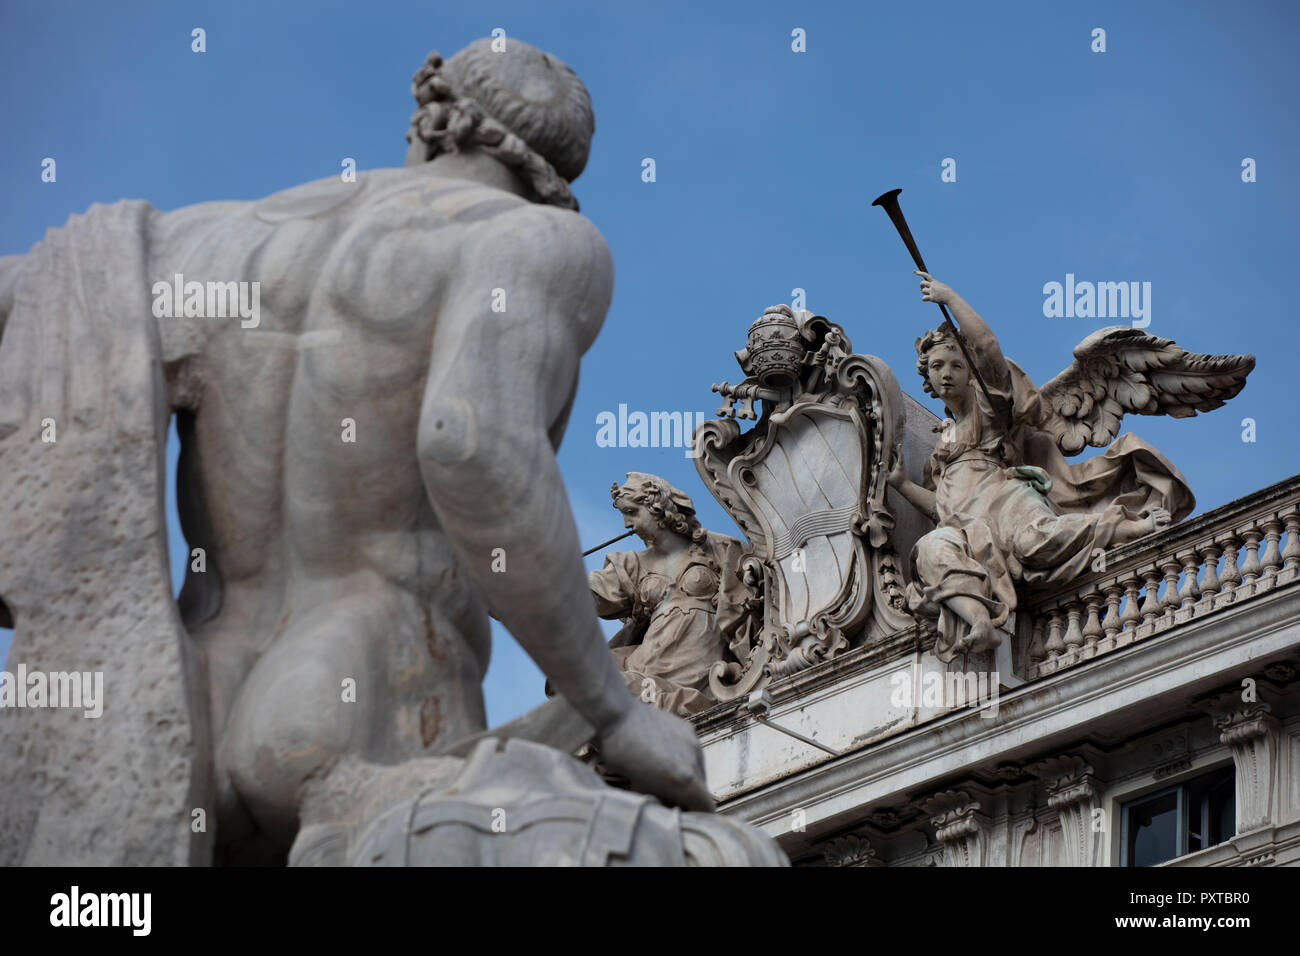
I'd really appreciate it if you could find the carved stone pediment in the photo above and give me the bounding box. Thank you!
[693,307,913,700]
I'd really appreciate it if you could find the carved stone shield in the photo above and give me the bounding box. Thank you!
[694,308,912,698]
[731,402,872,643]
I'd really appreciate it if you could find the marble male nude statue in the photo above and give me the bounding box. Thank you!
[0,39,750,865]
[193,41,720,861]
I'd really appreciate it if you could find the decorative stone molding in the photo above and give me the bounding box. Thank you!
[921,790,988,867]
[694,310,914,698]
[819,833,885,867]
[1263,661,1296,684]
[866,808,903,831]
[1007,813,1039,868]
[1212,703,1281,832]
[1149,730,1193,780]
[1029,755,1101,867]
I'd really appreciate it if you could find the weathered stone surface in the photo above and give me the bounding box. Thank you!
[0,37,786,868]
[302,737,787,866]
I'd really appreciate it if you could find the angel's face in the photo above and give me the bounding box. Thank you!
[615,496,658,542]
[927,343,972,402]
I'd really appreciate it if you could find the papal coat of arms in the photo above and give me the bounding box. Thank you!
[692,306,915,700]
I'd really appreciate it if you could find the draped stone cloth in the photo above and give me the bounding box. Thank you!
[0,202,210,864]
[905,356,1194,662]
[589,532,750,716]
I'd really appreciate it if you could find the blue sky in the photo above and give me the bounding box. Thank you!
[2,0,1297,725]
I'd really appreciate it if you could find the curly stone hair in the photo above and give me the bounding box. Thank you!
[914,326,965,400]
[405,40,593,211]
[611,474,706,544]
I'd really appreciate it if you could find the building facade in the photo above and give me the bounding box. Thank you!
[700,474,1300,867]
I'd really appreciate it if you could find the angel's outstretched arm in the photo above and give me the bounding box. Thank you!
[916,271,1011,392]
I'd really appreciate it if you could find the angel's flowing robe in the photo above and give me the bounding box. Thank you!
[906,354,1194,662]
[589,533,751,715]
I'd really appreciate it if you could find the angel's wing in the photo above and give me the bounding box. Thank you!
[1038,326,1254,455]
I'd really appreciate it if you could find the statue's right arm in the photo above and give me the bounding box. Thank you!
[590,554,636,621]
[416,206,630,729]
[415,207,712,810]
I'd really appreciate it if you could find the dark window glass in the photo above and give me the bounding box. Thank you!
[1127,790,1179,867]
[1206,771,1235,847]
[1122,765,1236,866]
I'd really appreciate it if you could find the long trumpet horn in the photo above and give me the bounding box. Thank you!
[871,188,999,415]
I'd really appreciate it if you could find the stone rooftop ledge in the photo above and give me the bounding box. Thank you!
[712,573,1300,840]
[694,473,1300,818]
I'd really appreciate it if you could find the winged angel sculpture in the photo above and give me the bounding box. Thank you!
[888,271,1254,662]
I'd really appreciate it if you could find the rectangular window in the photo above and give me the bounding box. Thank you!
[1120,765,1235,866]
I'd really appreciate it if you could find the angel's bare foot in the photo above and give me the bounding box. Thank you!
[944,597,999,656]
[966,617,1000,653]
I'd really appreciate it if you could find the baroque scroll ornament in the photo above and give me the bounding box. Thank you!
[693,306,913,701]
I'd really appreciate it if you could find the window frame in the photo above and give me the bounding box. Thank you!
[1117,762,1236,867]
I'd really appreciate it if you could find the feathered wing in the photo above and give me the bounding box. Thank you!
[1038,326,1255,455]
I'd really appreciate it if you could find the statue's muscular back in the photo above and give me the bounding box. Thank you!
[153,167,597,851]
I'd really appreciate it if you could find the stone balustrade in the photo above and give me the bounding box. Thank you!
[1022,475,1300,678]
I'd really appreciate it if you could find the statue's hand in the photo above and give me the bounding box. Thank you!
[1117,506,1174,543]
[596,703,715,812]
[886,445,907,489]
[1146,507,1172,533]
[915,269,954,306]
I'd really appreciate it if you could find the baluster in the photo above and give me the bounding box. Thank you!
[1239,526,1263,596]
[1081,588,1103,654]
[1028,616,1046,666]
[1120,573,1143,636]
[1281,509,1300,578]
[1139,566,1163,624]
[1218,533,1241,606]
[1044,605,1066,659]
[1198,542,1221,606]
[1176,550,1201,621]
[1260,517,1283,579]
[1063,600,1084,654]
[1159,557,1181,623]
[1102,582,1123,649]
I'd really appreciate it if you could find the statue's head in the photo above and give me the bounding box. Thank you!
[611,473,705,544]
[405,39,594,210]
[915,327,973,403]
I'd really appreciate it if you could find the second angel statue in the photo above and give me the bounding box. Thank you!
[590,473,759,715]
[889,270,1253,662]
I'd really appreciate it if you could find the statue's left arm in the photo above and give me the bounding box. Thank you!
[0,254,23,343]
